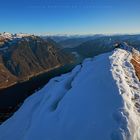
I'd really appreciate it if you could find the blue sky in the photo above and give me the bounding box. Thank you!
[0,0,140,35]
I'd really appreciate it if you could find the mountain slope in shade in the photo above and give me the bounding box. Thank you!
[0,35,73,89]
[0,49,140,140]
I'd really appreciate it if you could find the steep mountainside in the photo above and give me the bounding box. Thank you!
[0,48,139,140]
[0,34,73,89]
[0,55,17,88]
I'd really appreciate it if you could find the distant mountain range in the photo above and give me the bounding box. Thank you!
[60,35,140,59]
[43,34,140,48]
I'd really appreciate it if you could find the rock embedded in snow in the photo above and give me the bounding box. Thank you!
[0,48,140,140]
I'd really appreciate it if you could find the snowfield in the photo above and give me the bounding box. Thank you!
[0,48,140,140]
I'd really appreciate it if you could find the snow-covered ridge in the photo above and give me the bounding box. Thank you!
[110,49,140,140]
[0,48,139,140]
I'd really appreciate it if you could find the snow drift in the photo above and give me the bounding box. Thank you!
[0,48,140,140]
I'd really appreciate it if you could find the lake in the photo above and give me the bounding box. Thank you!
[0,63,78,109]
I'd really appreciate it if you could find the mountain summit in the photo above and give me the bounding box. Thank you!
[0,48,140,140]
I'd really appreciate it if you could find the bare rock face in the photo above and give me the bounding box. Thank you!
[0,35,73,89]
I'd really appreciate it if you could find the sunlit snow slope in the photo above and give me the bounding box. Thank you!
[0,48,140,140]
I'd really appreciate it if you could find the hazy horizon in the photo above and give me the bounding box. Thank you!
[1,32,140,36]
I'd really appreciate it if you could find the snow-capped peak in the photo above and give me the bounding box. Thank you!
[0,32,32,40]
[0,32,13,39]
